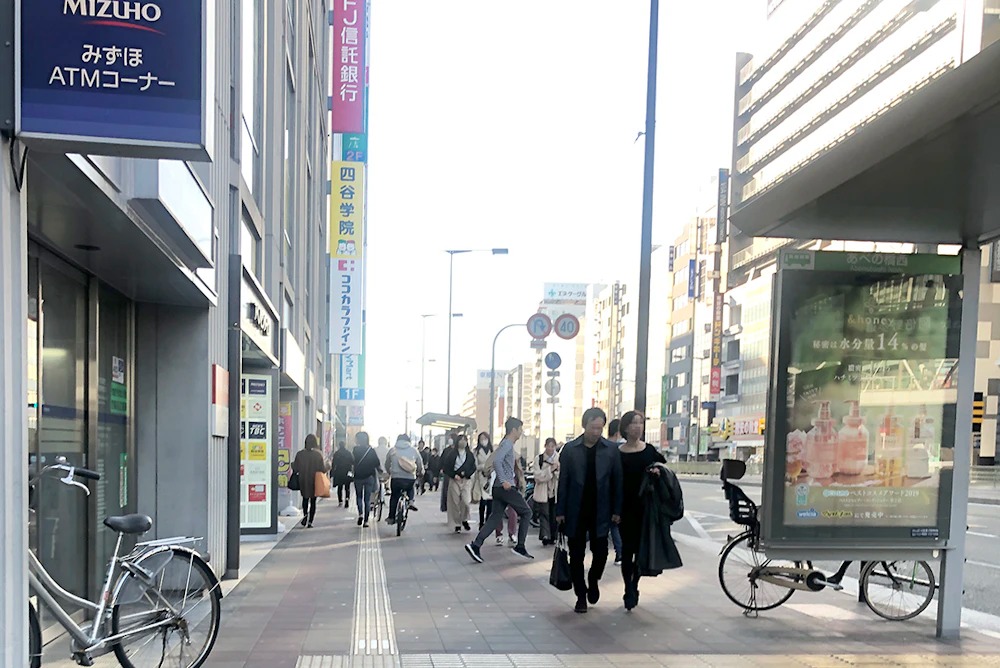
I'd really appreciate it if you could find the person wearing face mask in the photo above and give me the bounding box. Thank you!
[533,437,560,545]
[441,433,477,533]
[617,410,667,611]
[471,432,494,529]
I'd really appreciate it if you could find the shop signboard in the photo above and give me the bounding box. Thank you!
[241,373,275,531]
[18,0,210,159]
[277,402,292,489]
[332,0,366,133]
[330,161,365,356]
[338,353,365,405]
[763,250,962,554]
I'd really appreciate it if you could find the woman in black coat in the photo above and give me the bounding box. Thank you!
[331,440,355,507]
[616,410,665,611]
[292,434,330,528]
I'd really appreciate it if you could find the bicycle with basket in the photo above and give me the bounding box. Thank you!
[717,458,937,621]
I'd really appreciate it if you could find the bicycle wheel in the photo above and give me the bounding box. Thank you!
[718,533,799,612]
[861,560,935,621]
[111,548,221,668]
[396,501,406,536]
[28,602,41,668]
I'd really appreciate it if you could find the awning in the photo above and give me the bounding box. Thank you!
[730,39,1000,246]
[416,413,477,432]
[709,442,730,450]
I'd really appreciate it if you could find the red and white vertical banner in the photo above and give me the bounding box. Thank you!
[332,0,366,133]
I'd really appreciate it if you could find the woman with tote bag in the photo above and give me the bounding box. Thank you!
[291,434,330,528]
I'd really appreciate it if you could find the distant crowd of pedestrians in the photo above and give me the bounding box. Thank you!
[290,406,684,614]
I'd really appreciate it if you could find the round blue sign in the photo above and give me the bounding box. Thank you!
[544,352,562,370]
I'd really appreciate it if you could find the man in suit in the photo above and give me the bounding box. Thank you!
[556,407,624,613]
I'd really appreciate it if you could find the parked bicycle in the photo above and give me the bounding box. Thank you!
[717,459,936,621]
[28,459,223,667]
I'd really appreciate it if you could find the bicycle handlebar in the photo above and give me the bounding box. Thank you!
[73,467,101,481]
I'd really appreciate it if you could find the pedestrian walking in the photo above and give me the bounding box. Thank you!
[465,418,534,563]
[442,433,476,533]
[472,432,494,529]
[607,418,625,566]
[352,431,383,527]
[385,434,423,525]
[418,440,431,494]
[616,410,666,610]
[331,440,354,507]
[291,434,329,529]
[555,407,623,613]
[428,447,441,491]
[440,433,457,513]
[533,437,560,545]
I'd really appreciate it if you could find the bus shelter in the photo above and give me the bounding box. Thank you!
[729,39,1000,639]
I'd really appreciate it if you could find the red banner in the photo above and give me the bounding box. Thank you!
[332,0,366,133]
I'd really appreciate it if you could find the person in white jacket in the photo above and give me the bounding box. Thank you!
[533,437,560,545]
[385,434,424,525]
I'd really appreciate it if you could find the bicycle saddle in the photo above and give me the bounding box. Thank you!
[104,514,153,535]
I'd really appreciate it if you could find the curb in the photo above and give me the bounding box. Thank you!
[677,474,1000,506]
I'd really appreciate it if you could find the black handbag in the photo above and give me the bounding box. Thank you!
[288,471,301,491]
[549,532,573,591]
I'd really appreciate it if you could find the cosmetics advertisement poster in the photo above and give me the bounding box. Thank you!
[781,267,961,529]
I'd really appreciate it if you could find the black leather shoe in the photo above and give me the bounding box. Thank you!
[574,598,588,614]
[587,578,600,605]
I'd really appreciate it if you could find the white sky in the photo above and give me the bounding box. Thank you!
[363,1,766,437]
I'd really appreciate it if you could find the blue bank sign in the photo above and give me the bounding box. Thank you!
[17,0,210,159]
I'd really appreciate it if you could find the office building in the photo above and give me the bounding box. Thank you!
[0,1,334,654]
[721,0,999,460]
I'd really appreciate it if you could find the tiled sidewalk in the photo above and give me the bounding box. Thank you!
[45,493,1000,667]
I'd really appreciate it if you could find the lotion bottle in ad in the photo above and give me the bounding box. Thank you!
[907,407,934,479]
[805,400,838,479]
[876,412,905,486]
[837,400,869,476]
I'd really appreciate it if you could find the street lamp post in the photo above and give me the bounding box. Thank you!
[419,313,449,440]
[445,248,508,414]
[634,0,660,414]
[489,323,523,441]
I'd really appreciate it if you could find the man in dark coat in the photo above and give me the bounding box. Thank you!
[555,407,624,613]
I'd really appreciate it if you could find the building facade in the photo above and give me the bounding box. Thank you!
[724,0,1000,464]
[1,0,333,659]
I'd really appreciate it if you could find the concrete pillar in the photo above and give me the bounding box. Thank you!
[0,140,29,665]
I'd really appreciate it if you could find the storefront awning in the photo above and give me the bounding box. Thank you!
[416,413,477,432]
[730,40,1000,246]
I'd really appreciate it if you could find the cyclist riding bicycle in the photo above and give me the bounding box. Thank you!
[385,434,424,525]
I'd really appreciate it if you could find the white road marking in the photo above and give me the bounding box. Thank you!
[968,559,1000,571]
[685,513,713,541]
[968,531,998,538]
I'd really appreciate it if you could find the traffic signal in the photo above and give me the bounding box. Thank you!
[757,417,766,435]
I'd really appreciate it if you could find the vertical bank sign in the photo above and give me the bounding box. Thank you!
[18,0,209,159]
[332,0,366,133]
[330,161,365,355]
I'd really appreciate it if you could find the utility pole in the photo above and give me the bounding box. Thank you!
[634,0,660,414]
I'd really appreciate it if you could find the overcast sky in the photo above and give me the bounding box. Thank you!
[362,1,766,437]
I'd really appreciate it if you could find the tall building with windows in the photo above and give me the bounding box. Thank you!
[719,0,999,461]
[0,1,334,654]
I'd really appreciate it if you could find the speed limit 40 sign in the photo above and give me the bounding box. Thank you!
[554,313,580,340]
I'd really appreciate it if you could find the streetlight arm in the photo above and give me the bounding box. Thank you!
[489,323,525,441]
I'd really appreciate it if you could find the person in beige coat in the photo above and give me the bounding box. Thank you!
[472,432,494,528]
[533,437,560,545]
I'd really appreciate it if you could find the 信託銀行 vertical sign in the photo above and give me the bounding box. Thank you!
[332,0,366,134]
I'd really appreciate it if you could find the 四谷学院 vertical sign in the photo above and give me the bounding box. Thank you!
[332,0,366,134]
[18,0,209,159]
[330,161,365,355]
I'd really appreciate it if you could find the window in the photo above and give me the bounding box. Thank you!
[676,372,688,388]
[240,211,260,278]
[673,267,687,286]
[671,346,688,363]
[283,292,293,329]
[672,319,691,337]
[284,69,296,276]
[672,293,689,311]
[241,0,260,192]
